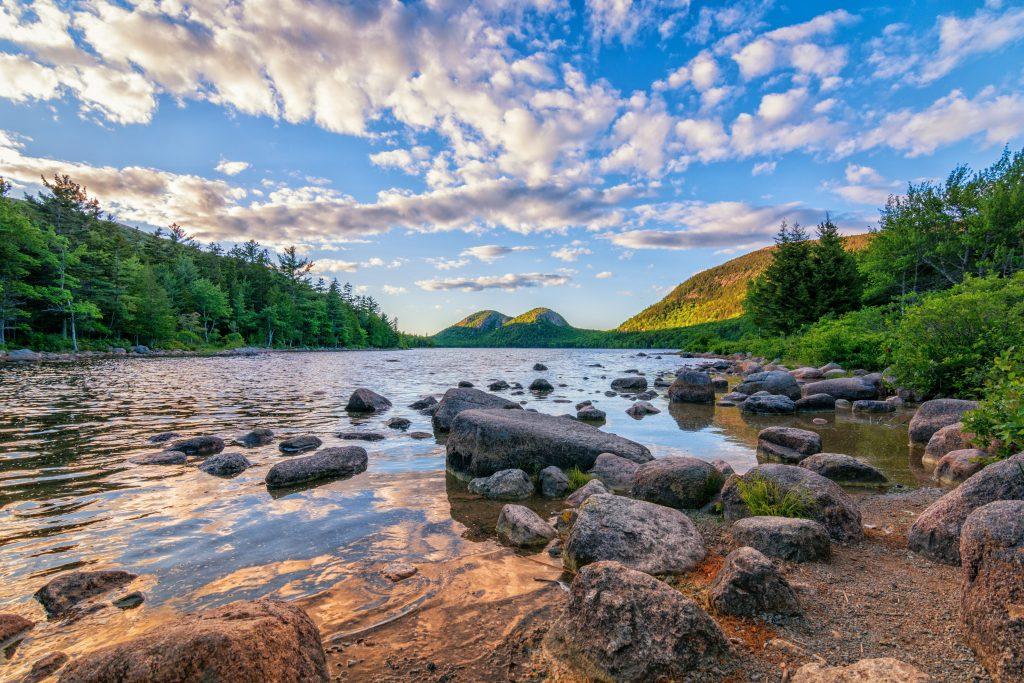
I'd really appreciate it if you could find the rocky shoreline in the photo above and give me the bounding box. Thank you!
[2,353,1019,682]
[0,345,409,364]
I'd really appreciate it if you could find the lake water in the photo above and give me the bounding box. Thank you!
[0,348,924,672]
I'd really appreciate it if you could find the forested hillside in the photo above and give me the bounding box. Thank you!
[0,175,419,351]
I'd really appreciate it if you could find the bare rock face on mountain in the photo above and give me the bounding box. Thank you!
[446,408,651,477]
[57,599,328,683]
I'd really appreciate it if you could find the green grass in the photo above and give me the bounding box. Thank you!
[565,466,594,493]
[736,475,814,518]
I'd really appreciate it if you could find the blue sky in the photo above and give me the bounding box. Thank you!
[1,0,1023,334]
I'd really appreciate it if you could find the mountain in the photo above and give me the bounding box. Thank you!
[433,307,601,347]
[452,310,512,331]
[618,232,874,332]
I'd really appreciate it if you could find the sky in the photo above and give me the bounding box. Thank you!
[0,0,1023,334]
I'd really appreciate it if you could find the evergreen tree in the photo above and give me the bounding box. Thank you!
[810,215,863,320]
[745,221,815,334]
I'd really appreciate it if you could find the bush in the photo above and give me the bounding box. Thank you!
[736,475,814,518]
[175,330,205,349]
[565,466,593,493]
[221,332,245,348]
[783,306,895,370]
[890,273,1024,398]
[962,349,1024,459]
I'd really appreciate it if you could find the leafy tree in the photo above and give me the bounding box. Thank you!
[189,278,229,342]
[0,181,53,345]
[126,265,176,346]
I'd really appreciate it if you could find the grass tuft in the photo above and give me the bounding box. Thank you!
[565,466,594,493]
[736,475,814,518]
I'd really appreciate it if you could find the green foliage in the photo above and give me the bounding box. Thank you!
[890,273,1024,397]
[962,349,1024,459]
[564,466,593,493]
[0,175,404,351]
[779,306,895,370]
[736,475,814,518]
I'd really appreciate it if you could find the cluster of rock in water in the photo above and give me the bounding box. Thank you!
[3,354,1022,682]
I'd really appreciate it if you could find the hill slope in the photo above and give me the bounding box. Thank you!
[433,307,602,347]
[619,232,874,332]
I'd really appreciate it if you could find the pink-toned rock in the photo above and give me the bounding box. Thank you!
[0,612,33,641]
[922,421,974,469]
[933,449,986,486]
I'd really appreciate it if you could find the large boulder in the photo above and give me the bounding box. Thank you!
[960,500,1024,682]
[801,378,879,401]
[544,561,729,682]
[735,371,801,400]
[630,456,724,509]
[539,466,569,498]
[430,387,518,432]
[170,435,224,457]
[791,367,823,380]
[496,504,556,547]
[345,388,392,412]
[563,494,705,575]
[908,399,979,446]
[589,452,640,492]
[852,399,895,414]
[667,371,714,404]
[795,393,836,412]
[265,447,368,489]
[57,599,327,682]
[908,452,1024,565]
[0,613,33,642]
[757,427,821,464]
[922,421,974,468]
[446,408,651,477]
[565,479,608,507]
[34,570,137,618]
[792,658,931,682]
[741,394,796,414]
[933,449,986,486]
[611,376,648,392]
[708,547,800,618]
[7,348,42,362]
[799,453,888,485]
[529,377,554,392]
[278,434,322,454]
[467,468,534,500]
[730,516,830,562]
[721,464,863,542]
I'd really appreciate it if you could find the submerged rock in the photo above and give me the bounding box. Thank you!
[730,516,830,562]
[908,452,1024,565]
[496,504,556,547]
[345,388,392,413]
[408,395,437,410]
[338,431,386,441]
[722,464,863,542]
[446,408,651,477]
[278,434,322,454]
[170,435,225,457]
[539,466,569,498]
[58,599,327,683]
[129,450,187,465]
[667,371,714,404]
[757,427,822,464]
[265,446,368,489]
[468,468,534,500]
[960,499,1024,682]
[563,494,705,575]
[382,562,417,582]
[709,546,801,618]
[385,417,411,430]
[147,431,181,444]
[431,387,519,432]
[908,398,979,446]
[34,570,137,618]
[236,428,274,447]
[800,453,888,485]
[487,380,510,391]
[630,456,724,509]
[545,560,729,682]
[610,376,647,392]
[533,363,547,371]
[741,394,796,414]
[198,452,252,477]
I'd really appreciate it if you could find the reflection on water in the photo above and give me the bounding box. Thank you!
[0,348,921,676]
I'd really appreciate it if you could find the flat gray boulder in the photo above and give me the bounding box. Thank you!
[544,560,728,682]
[730,516,830,562]
[741,394,796,414]
[735,371,801,400]
[908,452,1024,565]
[611,376,647,392]
[795,393,836,411]
[539,466,569,498]
[467,468,534,500]
[496,504,556,547]
[908,398,979,445]
[668,371,714,404]
[800,453,888,485]
[801,378,878,401]
[278,434,322,454]
[757,427,821,464]
[446,408,651,477]
[722,464,863,542]
[345,388,392,413]
[630,456,724,509]
[431,387,519,432]
[563,494,705,575]
[709,546,800,618]
[171,436,225,457]
[198,452,252,477]
[589,452,640,492]
[852,399,895,414]
[265,446,367,489]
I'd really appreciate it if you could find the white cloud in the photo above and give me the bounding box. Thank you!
[460,244,534,262]
[313,258,359,275]
[821,164,901,206]
[731,10,857,81]
[215,159,250,176]
[752,161,776,176]
[586,0,690,45]
[0,52,59,102]
[551,244,592,262]
[426,256,470,271]
[416,272,571,292]
[382,284,407,295]
[595,270,613,278]
[923,5,1024,83]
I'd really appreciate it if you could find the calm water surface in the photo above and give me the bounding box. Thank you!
[0,348,923,672]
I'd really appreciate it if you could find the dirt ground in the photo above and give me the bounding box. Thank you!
[320,487,988,682]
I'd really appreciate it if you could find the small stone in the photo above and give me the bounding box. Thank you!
[385,417,411,430]
[539,466,569,498]
[709,546,801,618]
[529,378,554,392]
[496,504,556,547]
[198,452,253,477]
[237,428,274,447]
[382,562,417,582]
[129,450,187,465]
[170,435,225,457]
[339,432,386,441]
[279,434,322,454]
[468,469,534,500]
[409,432,432,440]
[112,591,145,609]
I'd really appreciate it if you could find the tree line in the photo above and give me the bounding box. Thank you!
[0,174,426,351]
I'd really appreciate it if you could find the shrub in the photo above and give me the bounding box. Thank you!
[962,349,1024,459]
[736,475,814,518]
[783,305,895,370]
[175,330,204,349]
[565,466,593,493]
[221,332,245,348]
[890,273,1024,398]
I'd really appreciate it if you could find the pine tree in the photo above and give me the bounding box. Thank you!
[811,215,863,319]
[745,221,815,334]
